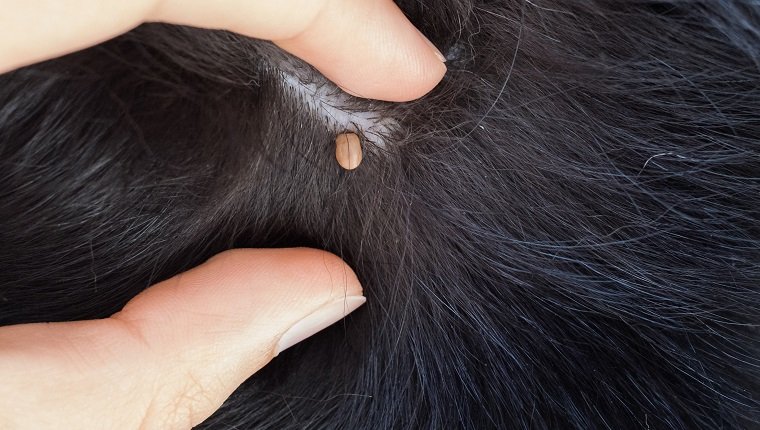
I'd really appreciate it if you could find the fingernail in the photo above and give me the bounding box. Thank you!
[416,28,447,63]
[274,296,366,356]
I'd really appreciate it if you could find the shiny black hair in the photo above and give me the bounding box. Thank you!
[1,1,759,428]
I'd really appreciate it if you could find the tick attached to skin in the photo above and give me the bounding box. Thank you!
[335,132,362,170]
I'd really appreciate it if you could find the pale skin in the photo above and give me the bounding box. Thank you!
[0,1,446,428]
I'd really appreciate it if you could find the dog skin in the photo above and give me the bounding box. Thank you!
[1,1,759,428]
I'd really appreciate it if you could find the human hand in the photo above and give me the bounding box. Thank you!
[0,249,365,429]
[0,0,447,101]
[0,1,447,428]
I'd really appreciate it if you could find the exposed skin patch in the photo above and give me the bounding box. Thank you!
[280,71,395,148]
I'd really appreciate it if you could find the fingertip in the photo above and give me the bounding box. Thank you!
[298,247,364,299]
[327,50,447,102]
[274,295,366,356]
[203,248,363,300]
[275,0,447,102]
[109,248,366,428]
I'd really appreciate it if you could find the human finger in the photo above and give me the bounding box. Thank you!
[0,0,447,102]
[150,0,448,101]
[0,248,365,429]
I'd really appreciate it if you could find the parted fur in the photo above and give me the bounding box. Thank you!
[1,1,759,428]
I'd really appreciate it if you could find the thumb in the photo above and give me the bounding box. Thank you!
[0,248,365,430]
[150,0,448,102]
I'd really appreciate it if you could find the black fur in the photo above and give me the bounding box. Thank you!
[1,1,759,428]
